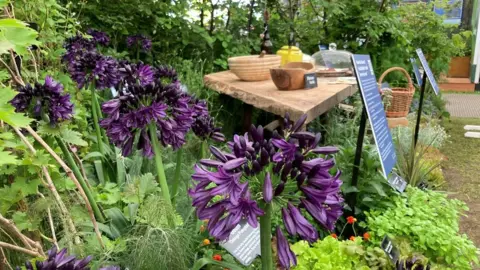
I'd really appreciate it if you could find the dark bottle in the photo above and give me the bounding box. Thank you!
[261,10,273,54]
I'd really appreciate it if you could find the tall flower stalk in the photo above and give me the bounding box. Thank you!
[189,114,344,269]
[100,65,198,221]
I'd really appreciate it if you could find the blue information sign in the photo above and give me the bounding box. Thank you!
[415,49,440,95]
[410,58,423,87]
[352,54,397,178]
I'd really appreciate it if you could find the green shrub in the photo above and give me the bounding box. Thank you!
[290,236,370,270]
[363,188,479,269]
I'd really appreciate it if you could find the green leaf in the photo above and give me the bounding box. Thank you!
[60,129,87,146]
[0,148,18,165]
[0,0,10,9]
[191,258,244,270]
[82,151,103,161]
[0,87,33,127]
[105,207,130,238]
[11,177,41,196]
[94,160,105,184]
[0,18,40,55]
[12,211,37,232]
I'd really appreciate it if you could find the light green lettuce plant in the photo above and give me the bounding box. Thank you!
[363,188,479,269]
[291,236,370,270]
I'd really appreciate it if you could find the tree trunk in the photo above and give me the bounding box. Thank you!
[209,0,216,35]
[460,0,473,30]
[225,1,232,29]
[200,0,205,28]
[247,0,255,34]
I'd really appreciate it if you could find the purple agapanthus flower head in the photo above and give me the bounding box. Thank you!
[126,34,152,52]
[100,65,212,156]
[62,33,96,63]
[189,114,344,265]
[118,60,155,87]
[87,29,110,46]
[190,97,225,142]
[19,246,93,270]
[10,76,73,126]
[68,51,120,89]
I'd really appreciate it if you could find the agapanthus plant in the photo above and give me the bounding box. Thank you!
[18,246,92,270]
[189,98,225,143]
[87,29,110,46]
[67,50,120,90]
[62,33,96,63]
[18,246,120,270]
[118,60,155,87]
[10,76,73,126]
[126,34,152,52]
[189,114,343,269]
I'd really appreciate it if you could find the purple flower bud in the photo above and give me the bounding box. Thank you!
[282,208,296,235]
[252,160,261,173]
[263,173,273,203]
[274,181,285,196]
[311,146,340,155]
[200,159,224,168]
[290,168,299,179]
[291,114,307,133]
[290,131,316,141]
[296,173,306,186]
[260,148,269,166]
[210,146,228,162]
[287,203,318,243]
[276,227,297,269]
[223,158,247,171]
[273,160,284,174]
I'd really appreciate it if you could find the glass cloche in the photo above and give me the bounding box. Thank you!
[312,48,354,77]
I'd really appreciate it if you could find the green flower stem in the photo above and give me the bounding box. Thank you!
[148,123,175,226]
[171,148,183,206]
[92,93,109,146]
[55,137,105,223]
[90,87,104,155]
[260,203,273,270]
[201,140,208,159]
[115,147,126,186]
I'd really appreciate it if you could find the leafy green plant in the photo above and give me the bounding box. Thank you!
[363,187,479,269]
[451,30,473,57]
[290,236,369,270]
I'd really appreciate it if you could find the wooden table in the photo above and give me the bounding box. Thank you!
[204,71,358,128]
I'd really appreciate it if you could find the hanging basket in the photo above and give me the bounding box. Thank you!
[378,67,415,118]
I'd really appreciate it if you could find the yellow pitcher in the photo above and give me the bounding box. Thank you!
[276,46,303,66]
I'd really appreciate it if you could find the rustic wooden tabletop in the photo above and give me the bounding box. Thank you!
[204,71,358,124]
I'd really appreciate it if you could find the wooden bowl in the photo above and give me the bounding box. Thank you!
[228,55,281,81]
[270,62,315,90]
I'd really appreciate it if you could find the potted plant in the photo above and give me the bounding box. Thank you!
[448,30,473,78]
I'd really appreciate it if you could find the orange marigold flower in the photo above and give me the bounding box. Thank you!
[346,216,357,224]
[349,236,355,241]
[363,232,370,241]
[202,239,211,245]
[213,254,222,261]
[331,233,338,239]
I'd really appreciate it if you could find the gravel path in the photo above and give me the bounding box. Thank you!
[443,94,480,118]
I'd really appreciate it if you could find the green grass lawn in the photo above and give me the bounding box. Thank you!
[442,117,480,248]
[442,117,480,191]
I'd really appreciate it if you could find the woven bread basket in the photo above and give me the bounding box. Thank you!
[228,55,281,81]
[378,67,415,118]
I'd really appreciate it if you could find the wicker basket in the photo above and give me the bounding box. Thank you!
[378,67,415,118]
